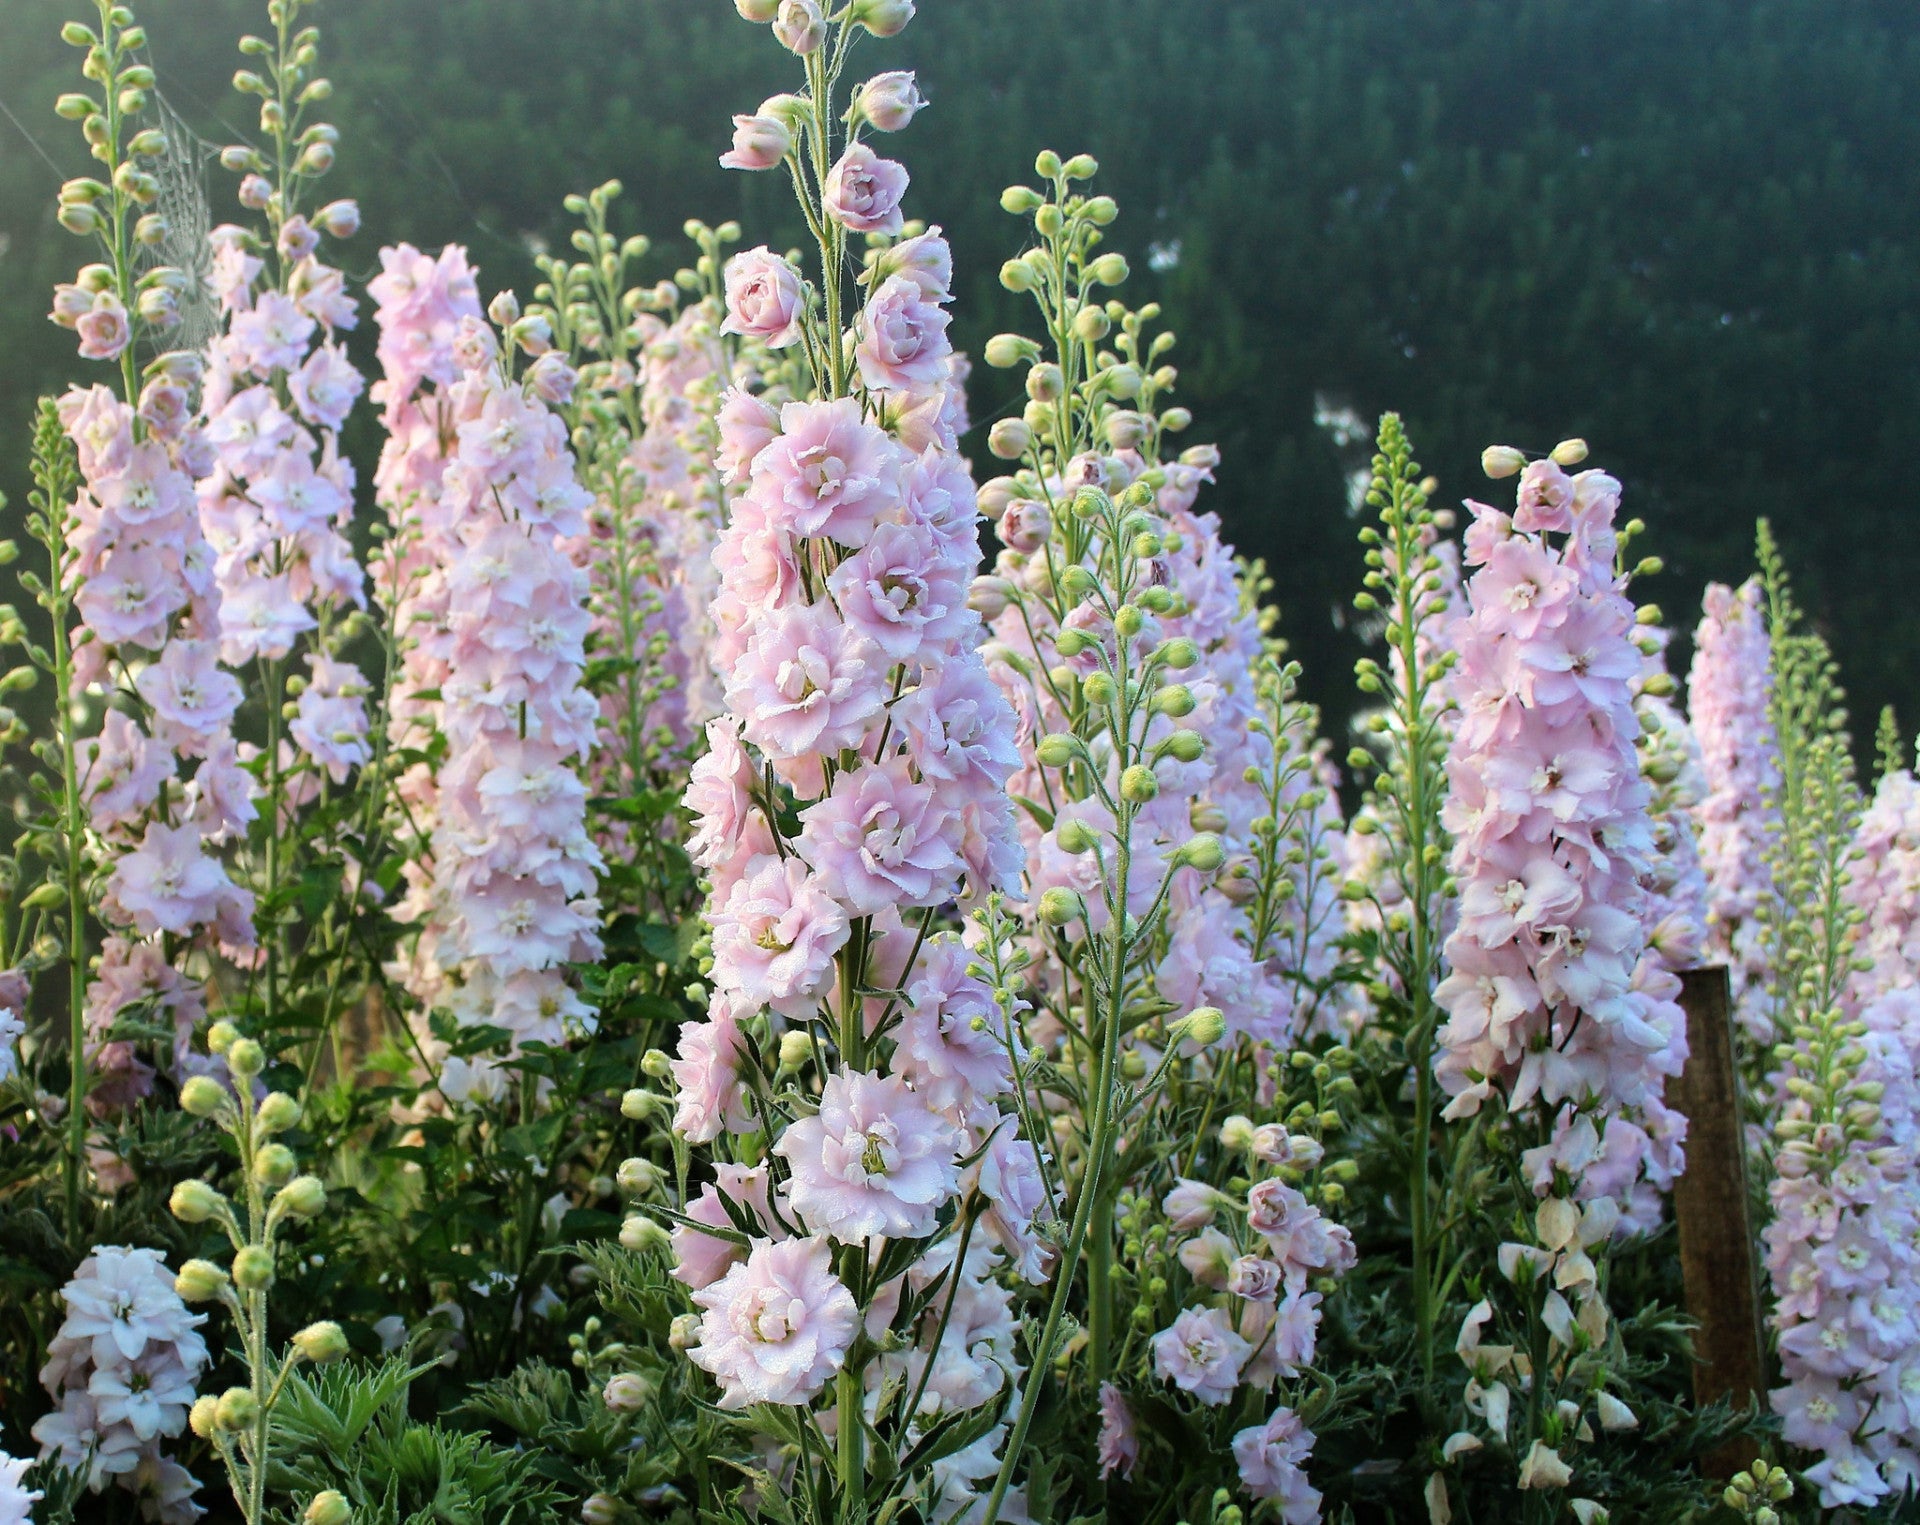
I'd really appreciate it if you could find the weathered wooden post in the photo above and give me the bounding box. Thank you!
[1669,964,1767,1477]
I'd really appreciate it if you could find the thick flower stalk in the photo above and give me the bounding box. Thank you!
[1687,576,1781,1043]
[1749,532,1906,1510]
[31,1244,209,1523]
[651,10,1035,1522]
[973,159,1355,1517]
[169,1024,343,1523]
[375,276,602,1091]
[1431,443,1670,1512]
[36,0,252,1215]
[528,189,767,914]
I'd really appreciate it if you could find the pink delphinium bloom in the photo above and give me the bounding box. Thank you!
[822,143,910,235]
[688,1235,857,1408]
[855,274,952,393]
[776,1068,959,1241]
[1151,1305,1252,1406]
[725,601,887,769]
[1232,1406,1323,1522]
[1096,1382,1139,1479]
[746,397,906,544]
[1687,576,1780,1039]
[670,995,755,1144]
[709,855,849,1019]
[796,757,962,915]
[892,934,1015,1110]
[721,247,805,349]
[672,1163,784,1291]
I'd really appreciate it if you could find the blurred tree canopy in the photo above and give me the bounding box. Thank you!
[3,0,1916,746]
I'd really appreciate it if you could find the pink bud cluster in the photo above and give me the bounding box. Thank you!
[32,1246,206,1523]
[1434,459,1671,1128]
[674,211,1040,1459]
[1686,577,1780,1040]
[1146,1155,1355,1520]
[372,250,602,1084]
[197,205,370,783]
[1761,765,1920,1509]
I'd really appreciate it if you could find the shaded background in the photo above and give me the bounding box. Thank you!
[3,0,1916,748]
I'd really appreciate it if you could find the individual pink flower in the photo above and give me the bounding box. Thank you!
[1232,1406,1322,1521]
[105,823,234,937]
[796,757,962,915]
[775,1068,959,1241]
[719,112,792,172]
[717,388,781,483]
[133,638,243,756]
[670,996,755,1144]
[855,70,926,132]
[722,248,805,350]
[822,143,910,236]
[685,718,760,872]
[1097,1382,1139,1479]
[854,274,952,393]
[688,1235,857,1408]
[709,855,849,1018]
[1151,1305,1251,1406]
[75,291,131,361]
[724,602,886,766]
[825,516,967,661]
[747,397,905,544]
[772,0,825,54]
[672,1163,783,1291]
[892,934,1014,1110]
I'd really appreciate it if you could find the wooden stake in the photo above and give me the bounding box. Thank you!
[1670,964,1766,1476]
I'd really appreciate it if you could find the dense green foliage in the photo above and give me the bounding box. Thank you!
[2,0,1915,746]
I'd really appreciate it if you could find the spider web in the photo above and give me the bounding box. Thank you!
[145,92,224,355]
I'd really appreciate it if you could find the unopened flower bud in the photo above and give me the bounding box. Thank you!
[734,0,779,17]
[855,70,925,131]
[641,1049,672,1080]
[254,1143,297,1188]
[1035,732,1079,768]
[1177,833,1224,872]
[603,1372,652,1411]
[1055,817,1097,854]
[176,1259,230,1302]
[256,1092,299,1134]
[1037,888,1084,927]
[669,1312,702,1350]
[190,1394,221,1439]
[274,1175,327,1218]
[304,1491,352,1525]
[968,576,1013,619]
[581,1497,619,1525]
[1159,637,1199,669]
[987,418,1030,459]
[983,332,1037,368]
[292,1321,348,1364]
[216,1387,260,1431]
[852,0,914,36]
[620,1214,671,1254]
[1550,437,1589,466]
[998,258,1040,294]
[620,1088,655,1120]
[774,0,825,53]
[616,1157,660,1195]
[1089,252,1129,286]
[1176,1007,1226,1047]
[1163,730,1205,763]
[777,1029,814,1070]
[170,1179,227,1224]
[1481,445,1525,478]
[1120,764,1159,803]
[179,1075,229,1118]
[1220,1115,1256,1152]
[226,1037,266,1079]
[232,1245,276,1292]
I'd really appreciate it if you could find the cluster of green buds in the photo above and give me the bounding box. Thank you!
[50,1,194,392]
[1722,1459,1794,1523]
[220,0,341,239]
[172,1022,343,1523]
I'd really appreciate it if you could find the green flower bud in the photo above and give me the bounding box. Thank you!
[1152,684,1195,717]
[777,1029,814,1070]
[1089,252,1129,285]
[641,1048,672,1080]
[225,1037,266,1079]
[616,1156,661,1195]
[1550,437,1589,466]
[669,1312,702,1350]
[207,1020,239,1055]
[175,1258,230,1302]
[179,1075,229,1118]
[189,1394,221,1439]
[1035,732,1078,768]
[232,1245,275,1292]
[1081,671,1116,706]
[1175,1007,1226,1047]
[170,1179,227,1225]
[1159,637,1199,670]
[1036,887,1085,927]
[215,1387,260,1431]
[983,332,1037,368]
[998,258,1039,295]
[1163,730,1205,763]
[987,418,1031,460]
[304,1490,352,1525]
[292,1320,348,1364]
[273,1175,327,1218]
[1177,833,1224,872]
[998,185,1043,216]
[620,1088,655,1120]
[1119,764,1159,803]
[254,1143,297,1188]
[619,1214,670,1254]
[1055,817,1097,854]
[1481,445,1526,479]
[256,1091,300,1134]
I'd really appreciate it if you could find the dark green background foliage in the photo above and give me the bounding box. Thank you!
[2,0,1916,743]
